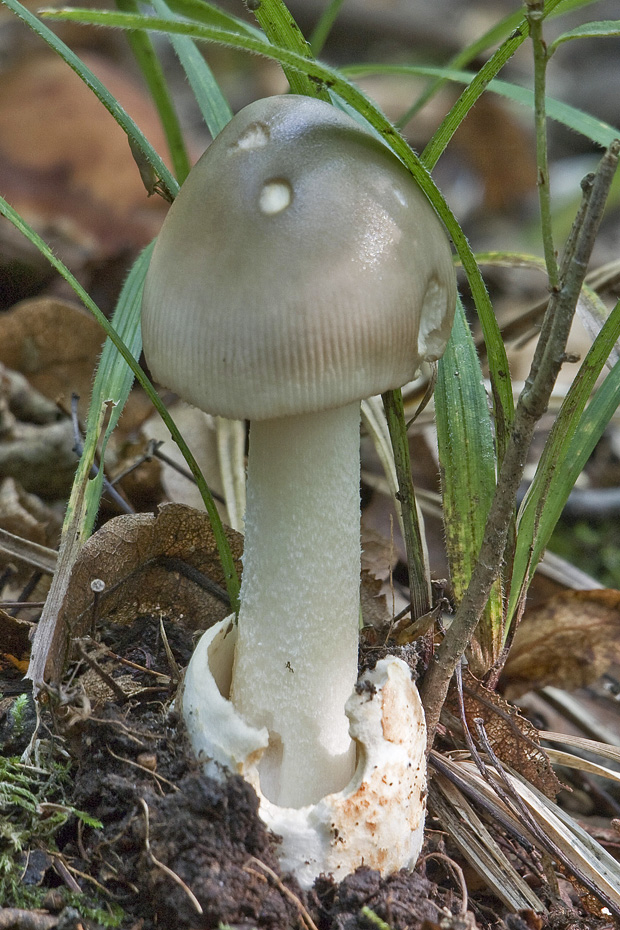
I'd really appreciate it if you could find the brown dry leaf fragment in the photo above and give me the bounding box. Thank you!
[0,478,60,590]
[42,503,243,686]
[447,671,561,800]
[0,297,104,415]
[501,589,620,700]
[360,569,391,630]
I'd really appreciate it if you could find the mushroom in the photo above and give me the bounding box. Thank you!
[142,94,456,880]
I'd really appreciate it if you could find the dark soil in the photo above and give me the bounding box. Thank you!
[5,610,619,930]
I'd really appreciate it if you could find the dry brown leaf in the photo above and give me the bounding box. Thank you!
[446,671,561,800]
[501,589,620,700]
[41,502,243,686]
[0,297,104,412]
[360,569,391,630]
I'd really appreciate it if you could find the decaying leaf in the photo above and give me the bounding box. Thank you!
[0,297,104,414]
[445,671,561,800]
[501,589,620,699]
[38,502,243,687]
[0,477,60,587]
[360,569,391,630]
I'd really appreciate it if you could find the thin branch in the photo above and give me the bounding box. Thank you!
[245,857,319,930]
[526,0,559,289]
[139,798,203,915]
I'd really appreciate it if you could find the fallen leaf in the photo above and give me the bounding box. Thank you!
[446,671,561,800]
[501,589,620,699]
[0,478,61,602]
[0,297,104,414]
[39,502,243,686]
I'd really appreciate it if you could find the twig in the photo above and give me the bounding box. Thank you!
[70,393,135,515]
[149,440,226,505]
[419,851,468,915]
[75,640,129,703]
[245,857,319,930]
[139,798,203,915]
[107,745,179,792]
[421,140,620,744]
[0,527,57,574]
[526,0,558,289]
[51,853,82,893]
[0,910,57,930]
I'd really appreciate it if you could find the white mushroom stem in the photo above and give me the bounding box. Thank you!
[230,402,361,809]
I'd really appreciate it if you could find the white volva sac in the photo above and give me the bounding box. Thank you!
[182,617,427,889]
[141,94,456,882]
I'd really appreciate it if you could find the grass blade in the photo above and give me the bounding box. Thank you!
[344,63,620,151]
[248,0,329,100]
[508,299,620,624]
[164,0,264,38]
[115,0,191,182]
[435,301,503,671]
[309,0,346,56]
[549,19,620,55]
[150,0,233,138]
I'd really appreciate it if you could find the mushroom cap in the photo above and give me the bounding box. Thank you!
[142,95,456,420]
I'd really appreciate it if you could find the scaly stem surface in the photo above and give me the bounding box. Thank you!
[230,404,361,808]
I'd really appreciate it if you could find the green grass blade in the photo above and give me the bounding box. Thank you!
[0,193,240,611]
[150,0,233,138]
[400,0,605,124]
[508,298,620,624]
[115,0,191,182]
[435,301,503,670]
[382,389,430,620]
[344,63,620,151]
[309,0,346,56]
[549,19,620,56]
[83,244,154,537]
[420,27,529,171]
[248,0,329,99]
[163,0,264,38]
[3,0,178,201]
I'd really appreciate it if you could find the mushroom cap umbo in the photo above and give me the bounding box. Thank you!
[142,95,456,420]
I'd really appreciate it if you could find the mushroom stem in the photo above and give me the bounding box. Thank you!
[230,402,361,808]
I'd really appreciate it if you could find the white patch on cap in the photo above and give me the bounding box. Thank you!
[259,180,293,215]
[232,121,270,151]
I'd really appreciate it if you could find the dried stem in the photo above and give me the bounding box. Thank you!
[526,0,559,289]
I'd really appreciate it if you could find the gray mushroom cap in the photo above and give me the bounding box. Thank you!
[142,95,457,420]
